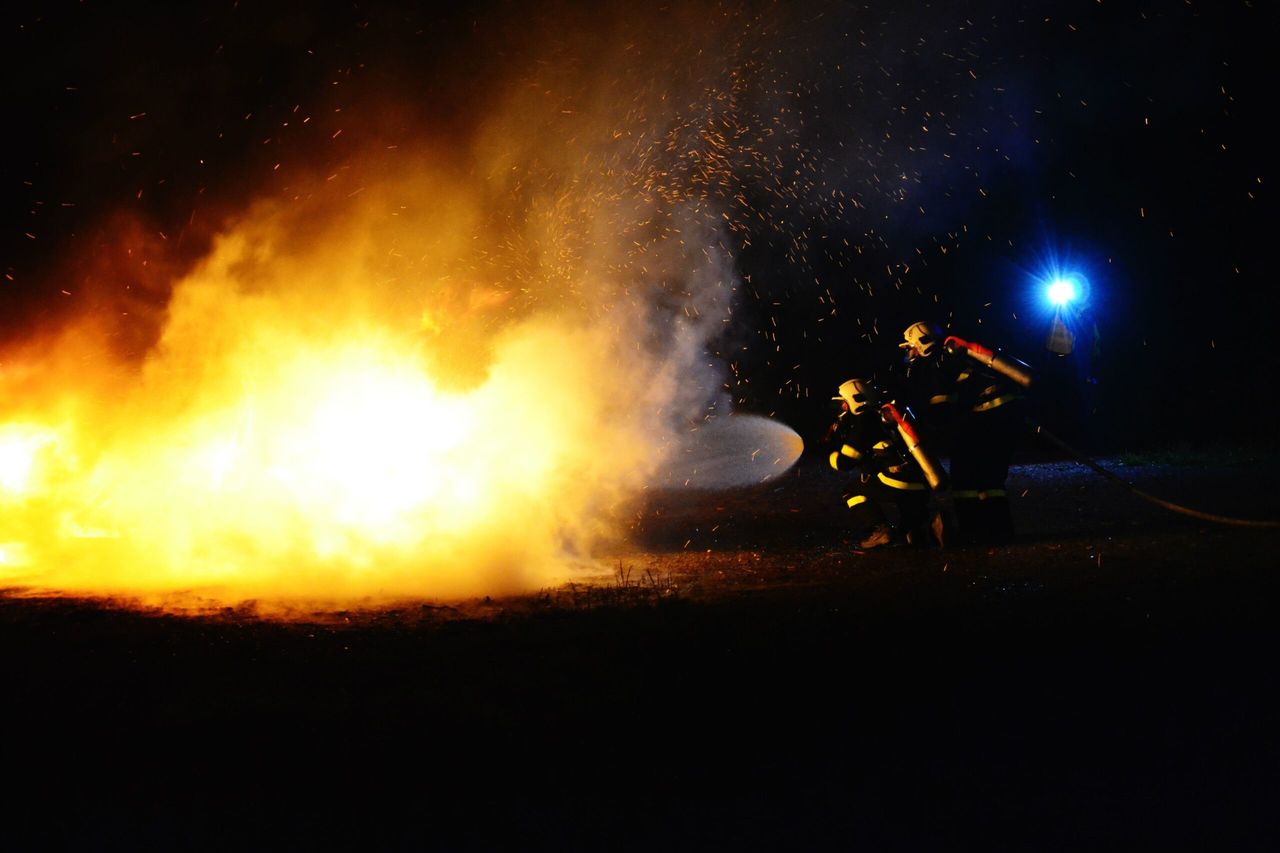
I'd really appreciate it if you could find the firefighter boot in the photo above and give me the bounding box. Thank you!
[858,524,893,549]
[930,510,946,547]
[905,511,947,548]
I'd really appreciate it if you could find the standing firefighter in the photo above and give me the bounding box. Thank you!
[899,321,1032,544]
[825,378,944,549]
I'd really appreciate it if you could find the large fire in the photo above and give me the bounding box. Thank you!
[0,6,822,613]
[0,172,724,611]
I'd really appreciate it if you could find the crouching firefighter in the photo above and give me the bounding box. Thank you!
[825,378,946,549]
[900,321,1033,545]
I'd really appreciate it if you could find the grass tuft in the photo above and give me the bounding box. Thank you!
[557,561,680,610]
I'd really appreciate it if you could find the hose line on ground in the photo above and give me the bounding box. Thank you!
[1031,424,1280,529]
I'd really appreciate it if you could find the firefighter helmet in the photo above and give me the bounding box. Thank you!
[900,321,941,360]
[834,378,877,415]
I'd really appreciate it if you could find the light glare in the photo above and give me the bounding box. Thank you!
[1047,277,1077,305]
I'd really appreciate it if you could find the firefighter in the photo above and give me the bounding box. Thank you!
[899,321,1031,545]
[825,378,940,549]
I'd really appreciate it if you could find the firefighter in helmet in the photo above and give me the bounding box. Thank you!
[899,320,1032,544]
[825,377,940,549]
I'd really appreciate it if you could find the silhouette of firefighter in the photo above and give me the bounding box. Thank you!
[824,377,945,549]
[898,321,1034,545]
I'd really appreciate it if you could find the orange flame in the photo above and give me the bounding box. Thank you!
[1,7,811,613]
[0,171,695,613]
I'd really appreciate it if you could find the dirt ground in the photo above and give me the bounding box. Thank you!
[3,449,1279,850]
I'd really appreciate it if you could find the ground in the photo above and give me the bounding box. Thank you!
[3,449,1279,849]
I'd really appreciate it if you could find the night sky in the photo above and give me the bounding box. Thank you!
[3,0,1274,450]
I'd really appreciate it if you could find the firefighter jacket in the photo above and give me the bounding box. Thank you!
[903,342,1027,515]
[902,347,1022,440]
[825,409,927,494]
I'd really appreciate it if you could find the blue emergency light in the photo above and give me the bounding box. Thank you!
[1047,276,1078,306]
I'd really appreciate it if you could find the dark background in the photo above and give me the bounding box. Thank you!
[3,456,1278,849]
[2,5,1278,848]
[2,0,1274,448]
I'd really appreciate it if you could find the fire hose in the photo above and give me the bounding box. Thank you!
[880,402,947,490]
[1031,423,1280,529]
